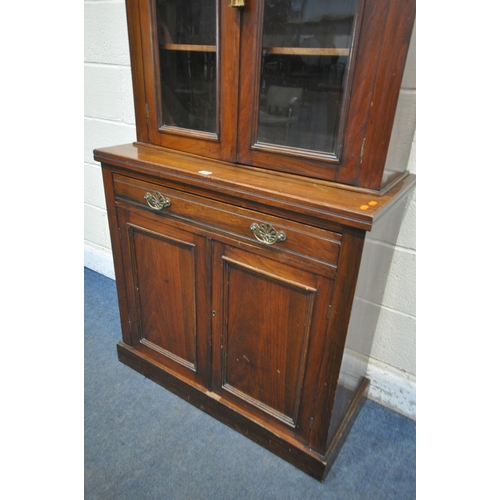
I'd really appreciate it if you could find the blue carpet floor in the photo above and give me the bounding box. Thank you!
[84,267,415,499]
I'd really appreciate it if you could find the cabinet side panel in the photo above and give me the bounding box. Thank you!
[327,194,410,444]
[101,167,134,346]
[309,228,365,454]
[382,23,416,186]
[125,0,148,142]
[357,0,415,190]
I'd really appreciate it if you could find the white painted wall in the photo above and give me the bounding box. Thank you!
[84,0,416,418]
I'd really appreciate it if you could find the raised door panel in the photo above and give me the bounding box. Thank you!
[212,243,335,444]
[117,207,211,387]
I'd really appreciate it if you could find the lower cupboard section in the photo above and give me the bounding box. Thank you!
[99,163,411,481]
[97,150,415,482]
[116,340,369,482]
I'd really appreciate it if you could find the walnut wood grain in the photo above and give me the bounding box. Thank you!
[96,0,416,482]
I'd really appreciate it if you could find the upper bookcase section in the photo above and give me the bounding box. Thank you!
[125,0,415,193]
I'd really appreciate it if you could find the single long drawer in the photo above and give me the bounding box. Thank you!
[113,173,342,269]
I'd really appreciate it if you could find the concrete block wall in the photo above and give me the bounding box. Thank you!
[84,0,136,276]
[84,0,416,418]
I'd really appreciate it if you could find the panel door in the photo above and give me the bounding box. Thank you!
[117,207,212,387]
[211,242,335,444]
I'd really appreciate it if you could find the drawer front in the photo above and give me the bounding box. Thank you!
[113,173,342,269]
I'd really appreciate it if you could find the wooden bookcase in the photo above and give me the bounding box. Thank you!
[94,0,415,481]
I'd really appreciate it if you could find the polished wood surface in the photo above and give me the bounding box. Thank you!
[127,226,198,368]
[95,143,416,231]
[112,171,343,272]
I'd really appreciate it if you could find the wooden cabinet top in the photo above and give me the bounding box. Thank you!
[95,142,415,231]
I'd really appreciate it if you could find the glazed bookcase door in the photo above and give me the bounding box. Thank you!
[129,0,415,190]
[237,0,364,182]
[234,0,415,191]
[137,0,240,162]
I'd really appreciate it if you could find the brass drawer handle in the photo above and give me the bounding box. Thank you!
[144,191,171,211]
[250,222,286,245]
[229,0,244,7]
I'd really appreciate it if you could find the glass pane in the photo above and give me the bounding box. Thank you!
[156,0,217,133]
[258,0,358,154]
